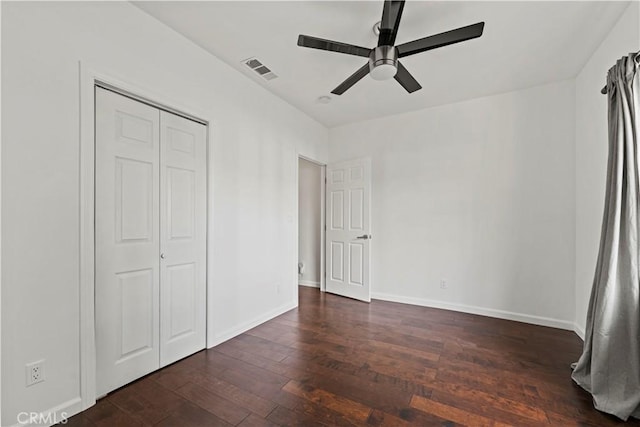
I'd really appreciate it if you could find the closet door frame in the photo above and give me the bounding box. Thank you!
[79,62,213,411]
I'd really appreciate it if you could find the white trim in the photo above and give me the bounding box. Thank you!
[79,62,97,411]
[95,81,206,125]
[0,4,3,425]
[79,61,214,411]
[7,397,82,427]
[299,280,320,288]
[372,292,575,331]
[206,115,215,348]
[574,323,585,340]
[319,165,326,293]
[293,156,299,308]
[207,301,296,348]
[298,154,326,166]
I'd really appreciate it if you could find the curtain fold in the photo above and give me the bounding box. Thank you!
[572,52,640,421]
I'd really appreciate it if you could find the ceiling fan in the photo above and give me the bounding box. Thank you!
[297,0,484,95]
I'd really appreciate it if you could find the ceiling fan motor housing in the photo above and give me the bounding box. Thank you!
[369,45,398,80]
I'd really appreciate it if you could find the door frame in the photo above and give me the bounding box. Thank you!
[79,62,213,409]
[296,155,326,294]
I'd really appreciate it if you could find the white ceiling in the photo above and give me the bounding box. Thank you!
[134,1,629,127]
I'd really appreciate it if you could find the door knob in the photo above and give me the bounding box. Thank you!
[356,234,372,240]
[160,253,165,259]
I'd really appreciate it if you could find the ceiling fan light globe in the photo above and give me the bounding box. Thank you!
[370,63,397,81]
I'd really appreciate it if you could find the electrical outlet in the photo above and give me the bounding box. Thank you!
[26,360,45,386]
[440,279,447,289]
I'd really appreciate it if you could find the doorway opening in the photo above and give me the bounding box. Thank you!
[298,157,326,292]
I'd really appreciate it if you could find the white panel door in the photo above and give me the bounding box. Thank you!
[95,88,161,396]
[325,158,371,302]
[159,111,207,366]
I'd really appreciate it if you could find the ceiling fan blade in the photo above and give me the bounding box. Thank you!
[394,62,422,93]
[396,22,485,58]
[378,0,405,46]
[298,35,371,57]
[331,63,370,95]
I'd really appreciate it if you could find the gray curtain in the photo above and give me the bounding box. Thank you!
[572,52,640,421]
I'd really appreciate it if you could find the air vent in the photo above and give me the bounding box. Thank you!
[243,57,278,81]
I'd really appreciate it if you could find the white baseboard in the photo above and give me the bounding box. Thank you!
[371,292,575,331]
[298,280,320,288]
[8,396,82,427]
[207,300,297,348]
[573,323,585,340]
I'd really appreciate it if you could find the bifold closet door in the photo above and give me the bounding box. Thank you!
[95,88,161,397]
[95,87,207,396]
[159,110,207,367]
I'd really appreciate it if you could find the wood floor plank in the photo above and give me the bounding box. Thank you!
[81,400,145,426]
[189,373,278,417]
[216,366,286,401]
[429,381,548,423]
[237,413,278,427]
[266,405,326,427]
[106,377,188,425]
[283,379,372,423]
[153,401,232,427]
[365,409,412,427]
[294,401,364,427]
[410,395,510,427]
[174,382,251,425]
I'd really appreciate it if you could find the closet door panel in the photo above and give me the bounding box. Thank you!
[159,111,207,366]
[95,87,161,396]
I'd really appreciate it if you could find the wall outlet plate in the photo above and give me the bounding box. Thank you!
[26,360,45,386]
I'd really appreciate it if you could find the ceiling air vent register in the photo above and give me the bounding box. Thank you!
[243,57,278,81]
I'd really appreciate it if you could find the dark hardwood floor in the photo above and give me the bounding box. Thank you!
[67,287,633,426]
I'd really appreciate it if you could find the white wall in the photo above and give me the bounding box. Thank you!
[298,159,322,286]
[574,2,640,337]
[1,2,327,425]
[330,80,576,328]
